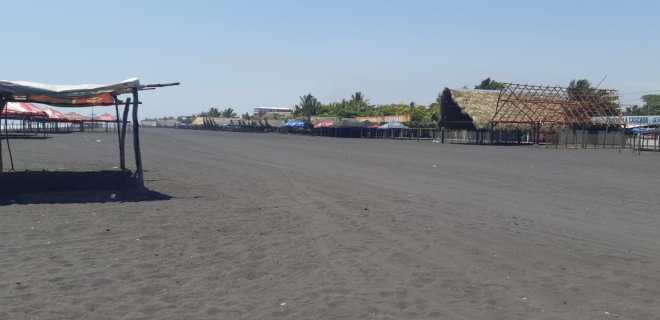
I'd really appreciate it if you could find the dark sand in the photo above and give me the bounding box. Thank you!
[1,128,659,319]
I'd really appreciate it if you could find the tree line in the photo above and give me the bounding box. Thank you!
[293,92,441,128]
[624,95,660,116]
[163,78,660,125]
[198,107,237,118]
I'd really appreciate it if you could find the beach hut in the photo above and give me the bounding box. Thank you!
[314,119,335,128]
[94,113,117,122]
[334,118,362,128]
[0,102,47,119]
[62,112,91,131]
[283,119,306,129]
[41,107,73,133]
[0,102,48,133]
[42,107,68,121]
[361,120,380,128]
[0,78,179,187]
[378,121,408,129]
[439,88,500,131]
[92,112,119,132]
[65,112,91,123]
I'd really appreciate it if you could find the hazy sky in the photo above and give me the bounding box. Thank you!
[1,0,659,118]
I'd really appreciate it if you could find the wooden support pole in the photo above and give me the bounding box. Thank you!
[0,100,4,172]
[131,89,144,188]
[4,115,14,171]
[120,98,131,171]
[114,99,123,170]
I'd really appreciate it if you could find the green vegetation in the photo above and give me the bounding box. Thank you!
[625,95,660,115]
[290,91,440,128]
[184,77,656,127]
[475,78,506,90]
[198,107,237,118]
[294,94,322,120]
[567,79,620,115]
[221,108,237,118]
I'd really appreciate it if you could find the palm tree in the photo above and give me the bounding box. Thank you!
[349,91,369,114]
[351,92,365,104]
[222,108,237,118]
[207,107,221,117]
[295,94,321,120]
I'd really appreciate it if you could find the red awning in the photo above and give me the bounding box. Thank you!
[93,113,117,122]
[64,112,91,122]
[42,107,69,121]
[0,102,47,118]
[314,119,335,128]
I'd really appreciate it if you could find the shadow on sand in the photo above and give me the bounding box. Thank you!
[1,135,52,140]
[0,170,171,205]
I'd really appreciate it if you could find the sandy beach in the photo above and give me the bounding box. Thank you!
[2,128,660,319]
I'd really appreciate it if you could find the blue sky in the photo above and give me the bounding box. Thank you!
[1,0,658,118]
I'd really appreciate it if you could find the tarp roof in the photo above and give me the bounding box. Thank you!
[0,102,47,118]
[314,119,335,128]
[93,113,117,122]
[335,119,363,128]
[0,78,139,107]
[283,119,306,128]
[64,112,91,122]
[379,121,408,129]
[41,107,69,121]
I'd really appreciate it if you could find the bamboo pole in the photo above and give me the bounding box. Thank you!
[131,89,144,188]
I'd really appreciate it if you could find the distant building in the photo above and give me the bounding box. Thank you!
[156,119,178,127]
[141,119,180,127]
[141,120,158,127]
[253,107,292,117]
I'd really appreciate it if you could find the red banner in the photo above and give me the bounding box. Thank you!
[13,93,116,107]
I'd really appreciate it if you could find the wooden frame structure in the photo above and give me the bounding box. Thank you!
[492,83,624,128]
[0,80,178,189]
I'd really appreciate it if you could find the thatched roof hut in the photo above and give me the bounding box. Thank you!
[191,117,242,127]
[440,88,500,130]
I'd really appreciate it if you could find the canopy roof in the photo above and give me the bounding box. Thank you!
[440,88,500,129]
[335,119,363,128]
[283,119,306,128]
[379,121,408,129]
[93,113,117,122]
[0,78,178,108]
[0,78,140,107]
[314,119,335,128]
[64,112,91,122]
[0,102,47,118]
[42,107,68,121]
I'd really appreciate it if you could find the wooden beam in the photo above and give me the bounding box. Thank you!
[114,99,123,170]
[120,98,131,171]
[139,82,180,90]
[0,100,4,172]
[131,89,144,188]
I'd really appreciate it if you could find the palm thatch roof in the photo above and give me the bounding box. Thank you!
[440,88,500,129]
[191,117,242,127]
